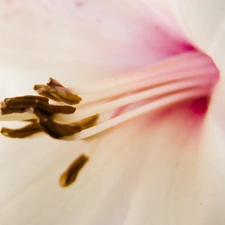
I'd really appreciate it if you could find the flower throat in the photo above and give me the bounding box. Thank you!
[0,50,219,187]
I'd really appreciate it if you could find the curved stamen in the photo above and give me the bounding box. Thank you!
[72,51,208,93]
[55,76,216,123]
[71,87,211,140]
[73,52,217,105]
[0,51,219,140]
[0,50,219,187]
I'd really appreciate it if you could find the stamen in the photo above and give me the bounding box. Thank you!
[2,95,76,115]
[0,50,219,187]
[1,122,41,138]
[0,51,218,141]
[39,117,82,139]
[59,154,89,187]
[33,84,60,102]
[0,95,82,138]
[4,95,49,108]
[55,76,216,123]
[73,87,210,140]
[76,114,99,129]
[34,77,82,105]
[72,51,217,105]
[72,51,207,93]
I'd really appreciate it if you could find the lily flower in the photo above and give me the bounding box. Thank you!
[0,0,224,224]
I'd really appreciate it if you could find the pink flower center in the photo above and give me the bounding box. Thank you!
[58,50,218,139]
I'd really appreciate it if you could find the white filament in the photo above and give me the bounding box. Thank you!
[0,51,218,140]
[74,87,209,140]
[55,76,215,123]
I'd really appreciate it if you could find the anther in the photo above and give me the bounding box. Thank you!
[71,114,99,129]
[39,118,82,139]
[1,101,26,114]
[2,95,48,114]
[2,95,76,116]
[59,154,89,187]
[33,84,60,102]
[30,108,82,139]
[1,122,41,138]
[34,77,82,105]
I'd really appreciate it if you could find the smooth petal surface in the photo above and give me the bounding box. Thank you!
[166,0,225,143]
[0,0,193,88]
[0,104,213,225]
[168,0,225,71]
[0,1,220,225]
[166,1,225,224]
[0,135,93,224]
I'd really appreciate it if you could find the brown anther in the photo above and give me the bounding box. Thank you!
[59,154,89,187]
[3,95,48,109]
[34,84,62,102]
[1,101,25,114]
[1,122,41,138]
[47,77,82,104]
[3,95,76,116]
[1,78,86,140]
[34,78,82,105]
[49,86,82,105]
[34,103,76,115]
[47,77,64,87]
[39,117,82,139]
[34,84,50,93]
[78,114,99,129]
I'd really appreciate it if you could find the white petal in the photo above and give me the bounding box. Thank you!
[163,1,225,223]
[167,0,225,71]
[0,135,93,224]
[0,1,219,225]
[0,102,218,225]
[0,0,193,86]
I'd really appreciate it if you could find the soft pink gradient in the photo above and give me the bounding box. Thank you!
[0,1,222,225]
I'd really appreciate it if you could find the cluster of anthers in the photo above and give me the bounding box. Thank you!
[0,78,98,187]
[0,51,219,187]
[1,78,98,139]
